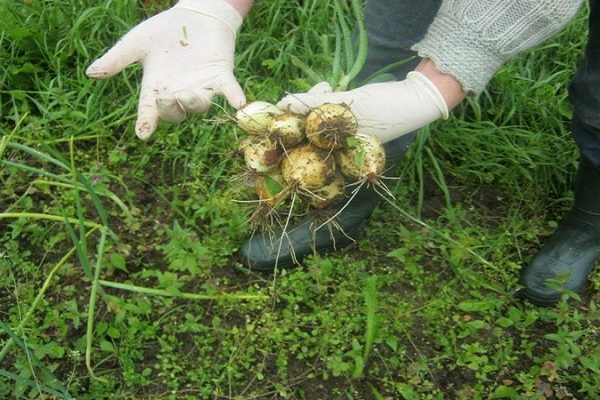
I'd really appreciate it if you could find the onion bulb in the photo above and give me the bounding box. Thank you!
[305,103,358,150]
[235,101,284,135]
[307,172,345,209]
[239,135,283,173]
[335,133,386,181]
[267,113,306,150]
[281,144,336,191]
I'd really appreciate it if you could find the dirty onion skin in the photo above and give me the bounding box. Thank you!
[234,101,284,135]
[307,171,345,209]
[238,135,283,173]
[335,133,386,181]
[306,103,358,151]
[334,132,395,201]
[268,113,306,149]
[281,143,336,192]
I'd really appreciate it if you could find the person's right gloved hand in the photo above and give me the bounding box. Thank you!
[277,71,450,144]
[86,0,247,140]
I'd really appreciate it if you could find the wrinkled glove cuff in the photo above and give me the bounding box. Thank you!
[174,0,243,35]
[406,71,449,119]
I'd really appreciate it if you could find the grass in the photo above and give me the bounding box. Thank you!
[1,0,599,399]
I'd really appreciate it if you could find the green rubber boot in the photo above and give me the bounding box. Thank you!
[517,156,600,306]
[238,133,415,271]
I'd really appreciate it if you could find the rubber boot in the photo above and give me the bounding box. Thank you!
[517,156,600,306]
[238,132,416,271]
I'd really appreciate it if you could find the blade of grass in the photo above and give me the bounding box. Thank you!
[0,228,98,363]
[1,160,76,186]
[7,141,71,171]
[0,369,72,399]
[0,212,103,230]
[85,229,108,383]
[363,275,379,362]
[98,279,269,301]
[425,146,452,209]
[336,0,368,90]
[330,24,344,89]
[0,322,74,399]
[333,0,354,79]
[31,179,133,221]
[352,275,379,379]
[70,136,110,228]
[0,114,27,159]
[2,144,132,222]
[290,54,324,86]
[63,215,93,281]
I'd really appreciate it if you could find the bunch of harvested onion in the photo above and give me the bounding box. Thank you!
[231,100,390,231]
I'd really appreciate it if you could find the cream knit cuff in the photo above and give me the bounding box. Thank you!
[412,0,584,96]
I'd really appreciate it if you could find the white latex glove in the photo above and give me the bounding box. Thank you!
[277,72,449,144]
[86,0,246,140]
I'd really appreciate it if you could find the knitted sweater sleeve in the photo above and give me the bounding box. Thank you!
[411,0,584,95]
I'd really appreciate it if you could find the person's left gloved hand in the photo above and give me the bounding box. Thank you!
[86,0,246,140]
[277,71,449,143]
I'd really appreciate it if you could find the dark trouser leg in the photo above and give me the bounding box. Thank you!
[358,0,441,83]
[238,1,441,270]
[517,1,600,305]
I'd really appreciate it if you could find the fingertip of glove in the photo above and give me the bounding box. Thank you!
[276,96,309,115]
[228,94,247,110]
[307,81,333,94]
[220,83,246,110]
[85,62,110,79]
[135,120,157,141]
[136,129,154,141]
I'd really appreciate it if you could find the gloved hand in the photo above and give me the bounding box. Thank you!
[277,71,449,143]
[86,0,246,140]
